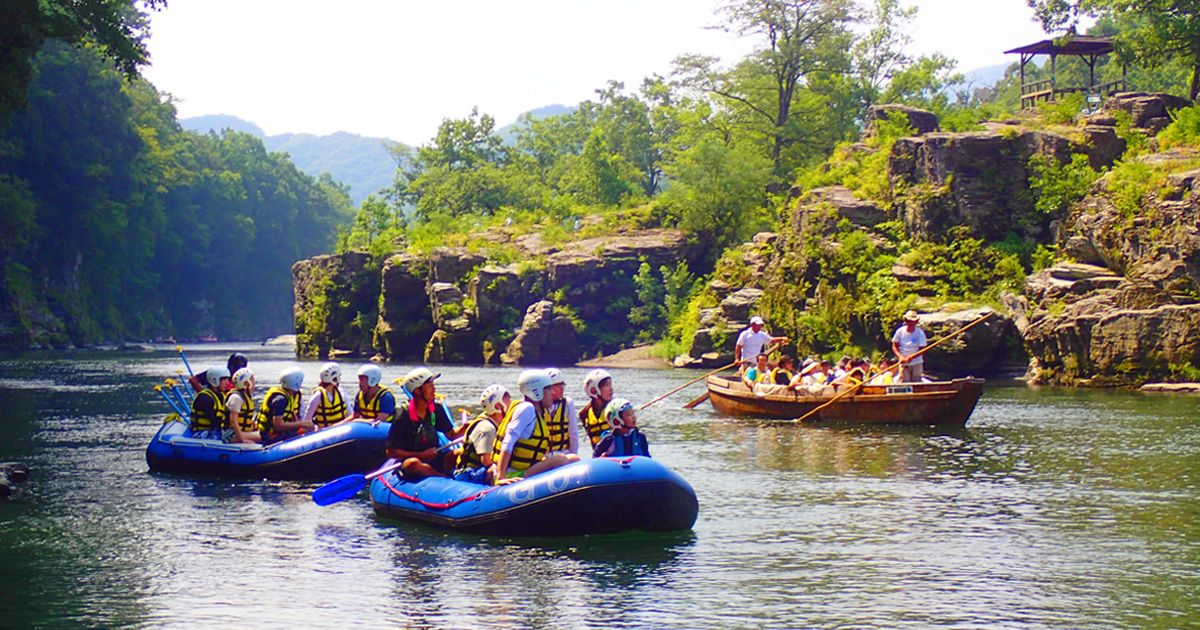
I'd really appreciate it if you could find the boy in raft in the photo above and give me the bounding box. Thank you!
[259,368,314,444]
[592,398,650,458]
[351,364,398,424]
[578,369,614,448]
[544,368,580,457]
[301,362,348,430]
[226,367,261,444]
[189,366,232,439]
[491,369,579,485]
[386,368,464,480]
[453,384,509,485]
[189,352,248,393]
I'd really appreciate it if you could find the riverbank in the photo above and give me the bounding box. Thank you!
[577,344,672,369]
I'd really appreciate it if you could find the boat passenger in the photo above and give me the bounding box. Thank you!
[544,368,579,456]
[226,367,262,444]
[592,398,650,458]
[258,368,314,444]
[734,315,788,375]
[868,356,897,385]
[742,353,771,387]
[189,366,232,439]
[491,369,580,485]
[453,384,509,485]
[578,369,614,448]
[891,310,928,383]
[303,362,349,430]
[189,352,249,393]
[386,368,464,480]
[351,364,397,424]
[770,355,795,386]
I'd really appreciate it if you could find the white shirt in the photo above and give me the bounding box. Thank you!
[226,390,246,419]
[499,401,538,454]
[892,325,928,365]
[302,387,347,426]
[736,328,772,362]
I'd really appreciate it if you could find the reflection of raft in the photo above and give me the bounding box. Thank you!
[146,418,390,480]
[706,374,985,426]
[369,457,699,536]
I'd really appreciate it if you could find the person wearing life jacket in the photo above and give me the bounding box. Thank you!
[491,369,580,485]
[226,367,261,444]
[189,352,249,393]
[578,368,614,448]
[189,366,233,439]
[351,364,398,424]
[592,398,651,458]
[386,367,463,480]
[301,362,349,430]
[258,368,314,444]
[742,353,771,387]
[453,384,509,485]
[544,368,579,456]
[770,355,795,386]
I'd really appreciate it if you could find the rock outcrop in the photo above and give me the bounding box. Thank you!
[293,252,381,359]
[500,301,579,365]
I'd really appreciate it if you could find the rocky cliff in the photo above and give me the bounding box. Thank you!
[292,227,699,365]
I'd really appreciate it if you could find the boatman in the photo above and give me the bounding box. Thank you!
[189,366,232,439]
[891,310,928,383]
[386,368,463,480]
[351,364,398,424]
[258,368,314,444]
[302,362,348,430]
[491,369,579,485]
[735,315,788,376]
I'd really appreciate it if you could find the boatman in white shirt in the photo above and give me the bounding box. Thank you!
[734,315,788,376]
[891,309,929,383]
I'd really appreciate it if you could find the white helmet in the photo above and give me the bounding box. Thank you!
[280,367,304,391]
[583,369,612,399]
[319,362,341,385]
[232,367,254,390]
[357,364,382,387]
[205,366,230,388]
[545,368,566,386]
[479,384,509,416]
[401,367,439,393]
[517,369,553,402]
[605,397,635,430]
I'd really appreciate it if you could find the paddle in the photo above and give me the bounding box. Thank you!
[682,392,710,409]
[312,437,464,506]
[792,310,995,423]
[176,345,194,378]
[154,385,187,417]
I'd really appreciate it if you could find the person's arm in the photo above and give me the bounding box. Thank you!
[436,401,464,439]
[302,391,321,427]
[734,330,747,363]
[592,434,614,458]
[269,396,311,434]
[492,404,535,482]
[470,423,497,467]
[565,399,578,454]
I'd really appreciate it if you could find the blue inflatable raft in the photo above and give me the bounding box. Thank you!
[146,418,390,480]
[369,456,699,536]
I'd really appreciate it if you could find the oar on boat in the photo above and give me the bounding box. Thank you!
[666,341,786,411]
[312,437,464,506]
[792,310,995,423]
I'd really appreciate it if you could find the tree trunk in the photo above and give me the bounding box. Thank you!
[1190,63,1199,101]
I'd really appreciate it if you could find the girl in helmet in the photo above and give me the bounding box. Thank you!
[189,366,233,439]
[592,398,650,458]
[301,362,349,430]
[544,368,579,456]
[452,384,510,485]
[226,367,262,444]
[351,364,398,424]
[579,368,614,448]
[491,369,580,485]
[258,368,315,444]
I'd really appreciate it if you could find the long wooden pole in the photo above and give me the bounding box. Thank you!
[641,341,783,411]
[792,311,995,423]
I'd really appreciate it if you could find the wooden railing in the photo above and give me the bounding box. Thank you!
[1020,78,1129,109]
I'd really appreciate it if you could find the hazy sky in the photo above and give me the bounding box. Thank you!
[142,0,1051,144]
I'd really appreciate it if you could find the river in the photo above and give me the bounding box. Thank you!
[0,344,1196,628]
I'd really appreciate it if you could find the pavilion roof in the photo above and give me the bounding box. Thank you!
[1004,35,1114,56]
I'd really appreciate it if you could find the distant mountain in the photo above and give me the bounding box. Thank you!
[497,104,576,144]
[181,115,402,206]
[959,62,1014,91]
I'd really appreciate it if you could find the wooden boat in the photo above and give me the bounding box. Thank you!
[705,375,984,427]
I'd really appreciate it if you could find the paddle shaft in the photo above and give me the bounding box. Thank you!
[643,342,783,412]
[176,346,194,378]
[793,311,995,423]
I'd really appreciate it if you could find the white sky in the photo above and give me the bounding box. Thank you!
[142,0,1052,145]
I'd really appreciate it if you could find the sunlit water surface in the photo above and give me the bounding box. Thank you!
[0,345,1196,628]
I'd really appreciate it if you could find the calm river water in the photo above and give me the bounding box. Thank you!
[0,344,1196,628]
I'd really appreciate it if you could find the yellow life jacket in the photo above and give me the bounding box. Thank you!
[579,399,609,447]
[456,413,497,471]
[355,386,395,421]
[229,387,258,432]
[189,387,227,432]
[312,386,347,427]
[546,399,571,453]
[493,402,554,472]
[770,368,793,386]
[259,386,300,436]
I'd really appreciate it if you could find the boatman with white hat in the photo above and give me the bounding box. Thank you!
[734,315,788,376]
[891,310,928,383]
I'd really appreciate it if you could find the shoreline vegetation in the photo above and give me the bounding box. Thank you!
[4,1,1200,389]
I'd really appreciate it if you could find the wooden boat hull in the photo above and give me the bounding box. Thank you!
[706,375,984,427]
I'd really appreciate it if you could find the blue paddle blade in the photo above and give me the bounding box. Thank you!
[312,473,367,506]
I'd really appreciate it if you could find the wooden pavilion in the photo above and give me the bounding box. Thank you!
[1005,35,1127,109]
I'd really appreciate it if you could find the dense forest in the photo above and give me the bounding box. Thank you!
[0,41,352,346]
